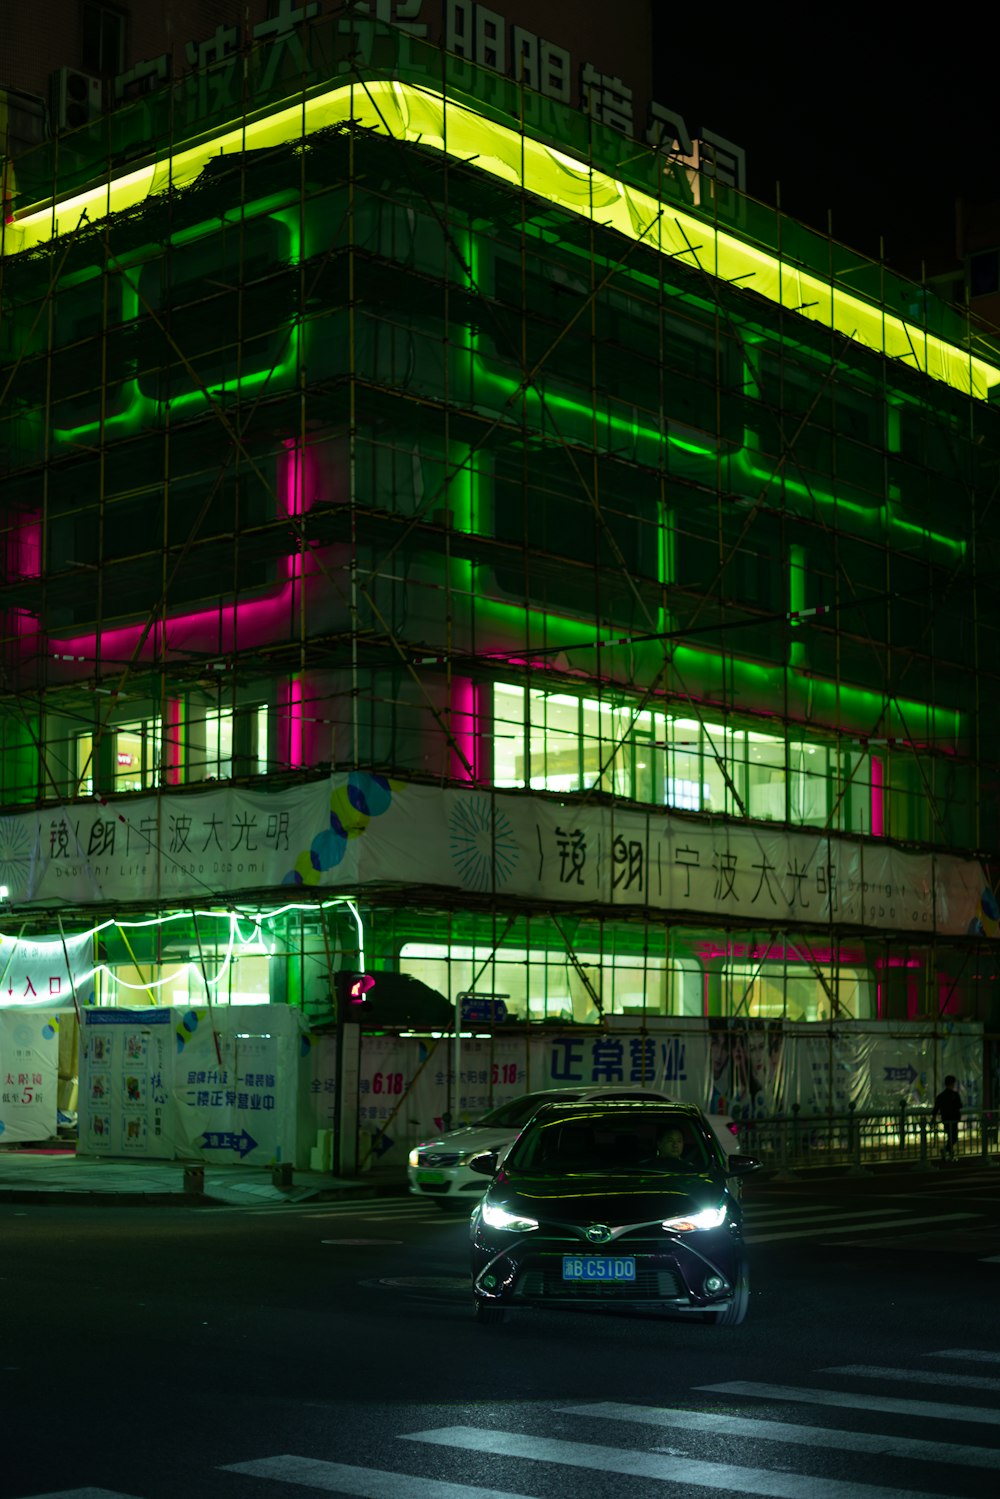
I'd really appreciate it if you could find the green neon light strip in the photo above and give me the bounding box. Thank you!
[7,80,999,403]
[52,204,301,442]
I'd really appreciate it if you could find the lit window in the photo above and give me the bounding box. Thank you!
[188,706,268,782]
[75,733,94,796]
[114,719,160,792]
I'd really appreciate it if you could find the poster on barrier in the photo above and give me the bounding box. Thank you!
[77,1008,172,1158]
[171,1005,306,1166]
[0,1009,62,1143]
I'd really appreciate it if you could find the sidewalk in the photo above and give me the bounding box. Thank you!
[0,1146,408,1206]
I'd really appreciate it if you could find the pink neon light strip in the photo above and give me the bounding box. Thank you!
[46,440,316,660]
[870,755,885,837]
[282,676,305,769]
[450,679,479,782]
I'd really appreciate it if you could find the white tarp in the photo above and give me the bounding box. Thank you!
[76,1004,308,1164]
[0,1010,62,1143]
[170,1004,307,1166]
[327,780,988,936]
[0,929,95,1006]
[0,782,331,905]
[305,1019,985,1172]
[1,776,992,937]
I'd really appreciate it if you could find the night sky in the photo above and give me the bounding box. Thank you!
[651,18,996,279]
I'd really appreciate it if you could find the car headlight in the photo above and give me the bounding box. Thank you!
[662,1204,728,1232]
[408,1148,421,1168]
[481,1201,539,1233]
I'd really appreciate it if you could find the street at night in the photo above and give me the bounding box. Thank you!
[2,1165,999,1499]
[3,3,1000,1496]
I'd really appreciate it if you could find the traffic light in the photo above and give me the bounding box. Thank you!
[337,972,375,1008]
[334,970,453,1028]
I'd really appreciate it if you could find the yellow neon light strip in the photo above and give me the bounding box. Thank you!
[5,79,998,402]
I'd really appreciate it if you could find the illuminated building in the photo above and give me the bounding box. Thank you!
[1,1,998,1120]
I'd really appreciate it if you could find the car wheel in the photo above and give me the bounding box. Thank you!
[703,1264,749,1326]
[474,1298,506,1325]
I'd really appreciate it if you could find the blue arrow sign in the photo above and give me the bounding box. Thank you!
[371,1132,394,1158]
[883,1065,918,1085]
[200,1128,259,1159]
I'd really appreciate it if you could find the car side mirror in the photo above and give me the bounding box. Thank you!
[468,1151,499,1177]
[727,1154,761,1176]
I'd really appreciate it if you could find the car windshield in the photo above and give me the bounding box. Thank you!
[476,1093,563,1129]
[507,1115,710,1175]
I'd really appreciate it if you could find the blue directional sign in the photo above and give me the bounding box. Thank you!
[460,997,508,1025]
[371,1132,394,1158]
[200,1128,259,1158]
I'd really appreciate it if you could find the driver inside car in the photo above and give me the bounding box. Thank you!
[645,1126,692,1169]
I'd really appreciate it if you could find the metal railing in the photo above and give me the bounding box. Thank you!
[736,1106,1000,1173]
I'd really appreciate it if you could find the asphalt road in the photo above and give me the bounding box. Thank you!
[2,1163,999,1499]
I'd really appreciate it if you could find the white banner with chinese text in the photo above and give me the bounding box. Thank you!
[296,776,993,937]
[2,775,992,938]
[0,930,95,1006]
[0,1010,62,1142]
[0,782,331,906]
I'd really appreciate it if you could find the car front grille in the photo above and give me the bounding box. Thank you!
[415,1180,451,1194]
[419,1152,462,1168]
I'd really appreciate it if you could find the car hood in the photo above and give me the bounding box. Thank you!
[495,1170,726,1224]
[416,1124,516,1153]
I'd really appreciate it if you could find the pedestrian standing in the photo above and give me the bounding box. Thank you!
[931,1074,962,1162]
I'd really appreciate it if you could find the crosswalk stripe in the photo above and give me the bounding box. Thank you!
[558,1401,1000,1468]
[742,1210,901,1228]
[744,1211,979,1244]
[743,1202,845,1213]
[697,1381,1000,1425]
[744,1208,906,1228]
[929,1349,1000,1363]
[822,1364,1000,1392]
[28,1489,143,1498]
[403,1425,951,1499]
[742,1205,894,1219]
[221,1454,537,1498]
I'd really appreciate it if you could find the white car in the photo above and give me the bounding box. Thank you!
[407,1086,740,1209]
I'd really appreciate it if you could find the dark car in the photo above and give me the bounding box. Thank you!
[469,1101,759,1326]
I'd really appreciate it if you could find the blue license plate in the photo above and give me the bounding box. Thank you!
[562,1255,636,1282]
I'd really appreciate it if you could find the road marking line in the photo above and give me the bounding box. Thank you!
[927,1350,1000,1363]
[403,1425,950,1499]
[822,1364,1000,1392]
[697,1381,1000,1425]
[980,1254,1000,1262]
[745,1211,979,1244]
[221,1454,536,1498]
[558,1401,1000,1468]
